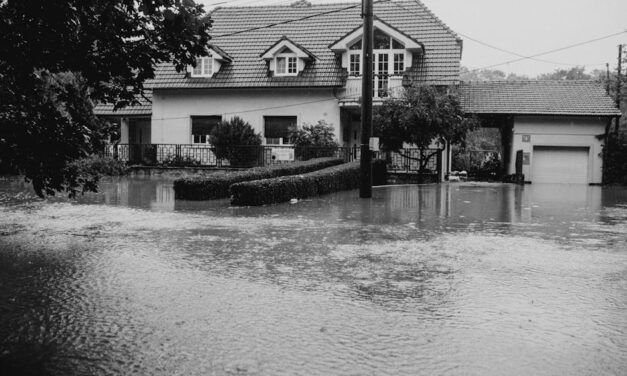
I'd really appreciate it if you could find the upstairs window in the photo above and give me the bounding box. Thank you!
[276,55,298,76]
[191,116,221,144]
[349,54,361,76]
[191,57,213,77]
[264,116,296,145]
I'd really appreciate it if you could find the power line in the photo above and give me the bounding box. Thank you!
[148,92,364,122]
[391,0,615,70]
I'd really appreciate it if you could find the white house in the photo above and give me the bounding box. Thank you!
[95,0,462,177]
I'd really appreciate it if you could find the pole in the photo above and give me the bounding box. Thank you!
[616,44,623,134]
[616,45,623,107]
[606,63,611,95]
[359,0,373,198]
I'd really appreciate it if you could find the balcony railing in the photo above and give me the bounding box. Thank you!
[341,75,404,103]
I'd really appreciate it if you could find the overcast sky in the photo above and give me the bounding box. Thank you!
[199,0,627,77]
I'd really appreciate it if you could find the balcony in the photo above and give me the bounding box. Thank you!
[339,75,404,107]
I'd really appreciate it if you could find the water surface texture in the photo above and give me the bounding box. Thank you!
[1,177,626,375]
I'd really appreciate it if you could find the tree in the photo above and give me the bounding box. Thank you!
[209,117,262,167]
[373,85,479,170]
[0,0,211,197]
[537,66,595,80]
[289,120,339,160]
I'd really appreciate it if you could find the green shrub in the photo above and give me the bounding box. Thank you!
[230,162,360,206]
[289,120,339,160]
[210,116,262,167]
[174,157,344,200]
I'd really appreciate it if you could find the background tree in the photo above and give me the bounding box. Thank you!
[374,85,479,171]
[209,117,262,167]
[0,0,211,197]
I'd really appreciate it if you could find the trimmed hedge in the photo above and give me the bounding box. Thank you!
[174,157,344,200]
[230,162,360,206]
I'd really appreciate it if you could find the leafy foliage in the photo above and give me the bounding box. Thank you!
[174,157,344,200]
[209,117,262,167]
[603,131,627,185]
[230,162,360,206]
[0,0,211,197]
[374,85,479,170]
[289,120,339,159]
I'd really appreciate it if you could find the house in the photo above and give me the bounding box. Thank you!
[458,80,621,184]
[96,0,462,177]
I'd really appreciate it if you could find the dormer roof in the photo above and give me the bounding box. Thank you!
[328,17,424,54]
[209,45,233,62]
[260,36,317,61]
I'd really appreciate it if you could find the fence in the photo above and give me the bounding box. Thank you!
[104,144,442,175]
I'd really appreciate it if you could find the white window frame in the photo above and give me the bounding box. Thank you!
[275,53,298,76]
[347,34,406,77]
[190,57,213,78]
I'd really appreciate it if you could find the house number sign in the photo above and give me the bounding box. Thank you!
[522,134,531,142]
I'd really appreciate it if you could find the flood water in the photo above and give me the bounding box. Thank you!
[1,177,626,375]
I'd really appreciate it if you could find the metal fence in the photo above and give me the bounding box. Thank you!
[104,144,442,174]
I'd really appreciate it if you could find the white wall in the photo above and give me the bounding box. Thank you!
[151,88,342,144]
[507,115,607,184]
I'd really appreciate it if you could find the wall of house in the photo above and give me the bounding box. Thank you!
[507,115,607,184]
[151,88,342,144]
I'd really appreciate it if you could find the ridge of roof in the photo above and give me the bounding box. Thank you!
[260,35,318,60]
[210,1,361,11]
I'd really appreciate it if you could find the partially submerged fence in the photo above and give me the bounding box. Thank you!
[104,143,442,175]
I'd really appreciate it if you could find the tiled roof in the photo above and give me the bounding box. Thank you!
[147,0,462,90]
[93,91,152,116]
[458,80,621,117]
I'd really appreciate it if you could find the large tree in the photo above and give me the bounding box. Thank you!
[0,0,211,197]
[374,85,479,170]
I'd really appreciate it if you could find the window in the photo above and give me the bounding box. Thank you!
[191,116,221,144]
[393,53,404,75]
[349,53,361,75]
[276,56,298,76]
[264,116,296,144]
[191,57,213,77]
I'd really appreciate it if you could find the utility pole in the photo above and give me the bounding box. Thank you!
[606,63,611,95]
[616,44,623,134]
[359,0,373,198]
[616,44,623,108]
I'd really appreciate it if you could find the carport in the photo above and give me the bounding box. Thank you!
[458,80,621,184]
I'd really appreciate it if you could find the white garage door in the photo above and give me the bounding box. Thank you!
[531,146,589,184]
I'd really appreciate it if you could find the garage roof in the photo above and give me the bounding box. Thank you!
[458,80,621,116]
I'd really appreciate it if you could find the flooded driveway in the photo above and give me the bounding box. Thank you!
[1,177,626,375]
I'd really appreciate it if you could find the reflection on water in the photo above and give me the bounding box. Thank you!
[1,177,627,375]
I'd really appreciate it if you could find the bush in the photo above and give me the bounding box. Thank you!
[289,120,339,160]
[70,155,128,176]
[230,162,360,206]
[210,116,262,167]
[174,157,344,200]
[603,132,627,185]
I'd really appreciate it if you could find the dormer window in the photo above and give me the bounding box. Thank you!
[192,57,213,77]
[329,19,424,76]
[261,36,317,77]
[276,53,298,76]
[187,46,232,78]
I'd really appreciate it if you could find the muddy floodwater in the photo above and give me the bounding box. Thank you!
[1,177,626,375]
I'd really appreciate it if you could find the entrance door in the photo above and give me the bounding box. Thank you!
[531,146,589,184]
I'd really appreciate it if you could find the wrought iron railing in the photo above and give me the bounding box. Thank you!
[103,144,442,176]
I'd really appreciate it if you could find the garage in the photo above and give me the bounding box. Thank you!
[458,81,621,184]
[531,146,589,184]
